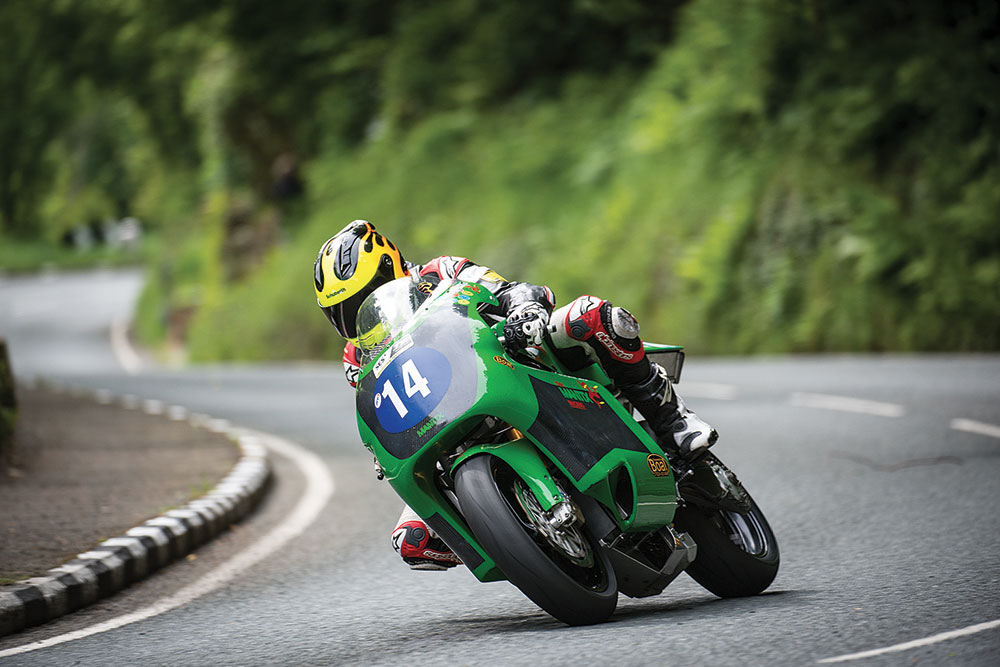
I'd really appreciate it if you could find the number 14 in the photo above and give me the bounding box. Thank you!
[379,359,431,418]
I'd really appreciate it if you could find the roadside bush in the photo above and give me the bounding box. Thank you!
[146,0,1000,360]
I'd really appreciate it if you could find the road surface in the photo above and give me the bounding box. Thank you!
[1,268,998,665]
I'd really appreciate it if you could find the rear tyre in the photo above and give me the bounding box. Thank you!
[673,458,779,598]
[454,454,618,625]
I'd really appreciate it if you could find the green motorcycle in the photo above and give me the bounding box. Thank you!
[355,277,778,625]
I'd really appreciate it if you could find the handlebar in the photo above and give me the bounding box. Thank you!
[497,323,557,346]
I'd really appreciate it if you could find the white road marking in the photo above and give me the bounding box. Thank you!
[110,318,142,375]
[0,428,335,658]
[950,418,1000,440]
[790,392,905,418]
[680,381,738,400]
[817,618,1000,663]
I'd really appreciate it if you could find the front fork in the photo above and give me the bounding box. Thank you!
[451,437,566,512]
[451,436,594,565]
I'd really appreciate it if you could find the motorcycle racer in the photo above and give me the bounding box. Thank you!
[314,220,718,570]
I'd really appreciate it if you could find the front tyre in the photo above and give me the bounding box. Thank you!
[673,456,779,598]
[454,454,618,625]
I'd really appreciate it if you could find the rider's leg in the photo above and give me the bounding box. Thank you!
[391,505,462,570]
[620,361,718,459]
[548,296,717,460]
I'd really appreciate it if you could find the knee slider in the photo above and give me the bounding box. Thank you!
[597,303,641,353]
[608,306,640,340]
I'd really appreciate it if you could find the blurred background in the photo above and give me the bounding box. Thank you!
[2,0,998,362]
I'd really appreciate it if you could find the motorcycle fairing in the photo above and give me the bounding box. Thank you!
[356,309,481,460]
[519,372,678,532]
[525,375,647,480]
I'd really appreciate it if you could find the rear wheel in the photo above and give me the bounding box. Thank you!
[673,455,779,598]
[454,454,618,625]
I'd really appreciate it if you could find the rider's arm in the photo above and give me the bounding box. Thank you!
[456,264,555,322]
[343,341,361,387]
[417,255,555,321]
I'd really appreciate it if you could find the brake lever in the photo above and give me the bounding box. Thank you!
[496,324,557,357]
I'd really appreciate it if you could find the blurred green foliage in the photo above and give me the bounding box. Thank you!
[2,0,997,359]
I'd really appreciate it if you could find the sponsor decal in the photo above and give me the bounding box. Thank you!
[416,414,441,437]
[373,334,414,378]
[417,281,434,295]
[646,453,670,477]
[568,295,600,321]
[554,381,605,410]
[464,284,482,294]
[595,330,635,361]
[438,256,471,278]
[456,298,470,306]
[582,381,605,406]
[493,355,514,369]
[325,287,347,298]
[482,270,506,282]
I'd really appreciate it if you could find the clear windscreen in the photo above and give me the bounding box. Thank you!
[355,277,433,359]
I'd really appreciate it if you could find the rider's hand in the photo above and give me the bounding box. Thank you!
[502,303,550,354]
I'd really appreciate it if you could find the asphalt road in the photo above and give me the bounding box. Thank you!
[1,268,998,666]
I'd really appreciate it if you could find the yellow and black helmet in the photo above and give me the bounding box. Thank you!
[314,220,408,340]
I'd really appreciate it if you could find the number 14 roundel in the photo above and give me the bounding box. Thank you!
[373,347,452,433]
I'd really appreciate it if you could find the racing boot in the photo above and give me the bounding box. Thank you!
[391,509,462,571]
[621,362,718,461]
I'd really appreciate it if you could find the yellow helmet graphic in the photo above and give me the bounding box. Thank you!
[314,220,408,340]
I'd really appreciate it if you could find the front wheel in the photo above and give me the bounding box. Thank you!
[454,454,618,625]
[673,455,779,598]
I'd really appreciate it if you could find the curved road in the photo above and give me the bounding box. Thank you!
[1,269,998,665]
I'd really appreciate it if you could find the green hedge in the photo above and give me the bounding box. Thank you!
[138,0,999,360]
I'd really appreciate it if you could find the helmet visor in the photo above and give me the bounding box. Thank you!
[324,262,396,340]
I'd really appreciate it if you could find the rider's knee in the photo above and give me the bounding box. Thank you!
[552,296,643,363]
[608,306,640,341]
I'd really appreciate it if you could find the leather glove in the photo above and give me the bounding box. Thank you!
[502,303,550,354]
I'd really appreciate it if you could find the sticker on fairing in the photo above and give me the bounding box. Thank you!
[646,454,670,477]
[373,335,414,378]
[482,270,506,282]
[373,347,452,433]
